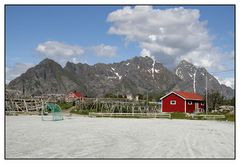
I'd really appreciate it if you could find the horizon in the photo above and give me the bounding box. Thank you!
[6,5,234,88]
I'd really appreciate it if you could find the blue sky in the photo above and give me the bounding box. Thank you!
[6,5,234,87]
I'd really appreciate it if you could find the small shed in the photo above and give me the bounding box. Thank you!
[160,91,205,113]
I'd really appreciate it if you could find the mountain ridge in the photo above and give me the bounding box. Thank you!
[7,56,234,98]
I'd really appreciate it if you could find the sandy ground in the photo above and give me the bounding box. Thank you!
[6,115,234,159]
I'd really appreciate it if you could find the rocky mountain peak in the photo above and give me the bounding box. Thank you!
[39,58,59,65]
[175,60,234,99]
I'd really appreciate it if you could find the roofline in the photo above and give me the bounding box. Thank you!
[160,91,186,100]
[185,99,204,101]
[160,91,203,101]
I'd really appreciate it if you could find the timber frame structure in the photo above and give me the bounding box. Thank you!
[74,98,161,114]
[5,97,162,114]
[5,98,43,115]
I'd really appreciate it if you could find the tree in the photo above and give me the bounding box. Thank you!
[205,90,224,112]
[136,93,144,100]
[222,97,235,106]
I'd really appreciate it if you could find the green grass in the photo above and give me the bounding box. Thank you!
[57,102,73,110]
[71,109,89,115]
[170,112,186,119]
[194,112,235,122]
[225,114,235,122]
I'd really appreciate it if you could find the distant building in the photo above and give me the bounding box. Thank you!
[65,91,84,102]
[135,95,139,101]
[126,94,133,100]
[160,91,205,113]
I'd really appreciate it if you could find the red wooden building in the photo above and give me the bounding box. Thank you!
[65,91,84,102]
[160,91,205,113]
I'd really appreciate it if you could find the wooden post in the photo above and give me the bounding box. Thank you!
[132,105,134,116]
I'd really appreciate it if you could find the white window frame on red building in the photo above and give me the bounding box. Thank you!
[170,100,176,105]
[188,101,192,105]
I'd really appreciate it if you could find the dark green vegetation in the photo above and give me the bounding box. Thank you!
[57,102,73,110]
[204,91,235,112]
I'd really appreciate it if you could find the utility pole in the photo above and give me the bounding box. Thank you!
[147,91,149,109]
[22,80,25,97]
[205,71,208,115]
[193,69,197,93]
[147,91,148,102]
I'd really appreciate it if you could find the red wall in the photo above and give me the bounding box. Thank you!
[186,100,205,113]
[186,100,195,113]
[199,102,205,109]
[162,93,185,112]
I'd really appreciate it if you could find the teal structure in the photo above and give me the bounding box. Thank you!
[42,103,64,121]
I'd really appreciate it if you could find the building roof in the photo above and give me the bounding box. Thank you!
[73,92,83,98]
[68,91,83,98]
[160,91,203,101]
[174,91,203,101]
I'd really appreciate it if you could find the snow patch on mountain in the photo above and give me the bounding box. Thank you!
[114,72,122,80]
[107,76,117,79]
[175,68,184,80]
[155,69,160,73]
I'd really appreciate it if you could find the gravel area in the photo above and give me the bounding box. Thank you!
[6,115,234,159]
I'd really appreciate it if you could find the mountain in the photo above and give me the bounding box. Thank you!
[7,56,180,97]
[7,58,80,96]
[63,56,180,97]
[7,57,234,99]
[174,60,234,99]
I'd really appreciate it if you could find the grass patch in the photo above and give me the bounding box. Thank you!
[71,109,89,115]
[170,112,186,119]
[225,114,235,122]
[194,112,234,121]
[57,102,73,110]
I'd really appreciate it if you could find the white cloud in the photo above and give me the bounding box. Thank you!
[6,63,34,83]
[107,6,233,71]
[140,49,156,61]
[36,41,84,57]
[70,57,80,64]
[36,41,84,65]
[90,44,117,57]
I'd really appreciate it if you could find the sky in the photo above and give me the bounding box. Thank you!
[5,5,235,88]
